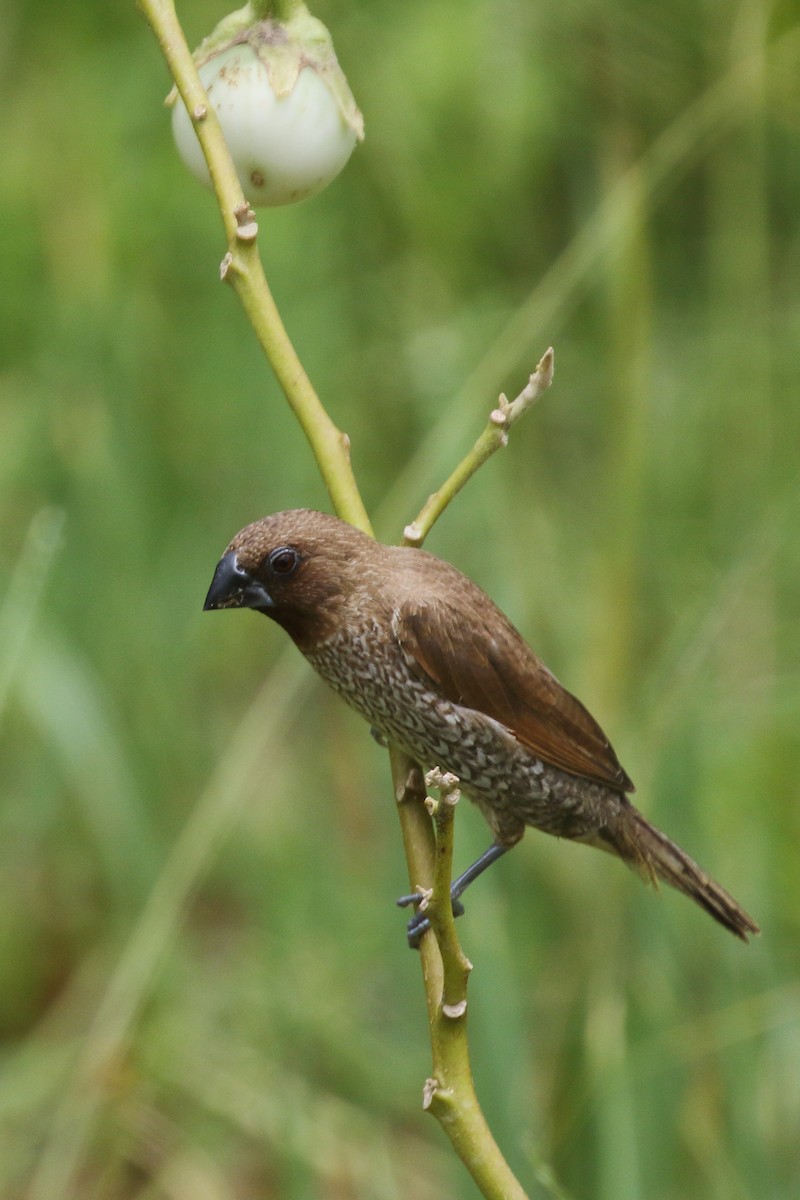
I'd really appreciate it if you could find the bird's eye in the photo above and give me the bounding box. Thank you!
[267,546,300,577]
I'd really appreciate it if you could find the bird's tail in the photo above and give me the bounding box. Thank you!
[587,804,760,942]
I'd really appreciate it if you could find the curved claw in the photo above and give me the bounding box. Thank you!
[400,894,466,950]
[406,911,429,949]
[396,843,508,949]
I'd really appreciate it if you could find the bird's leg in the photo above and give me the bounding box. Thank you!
[397,842,509,948]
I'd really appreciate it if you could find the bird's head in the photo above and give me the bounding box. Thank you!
[203,509,377,647]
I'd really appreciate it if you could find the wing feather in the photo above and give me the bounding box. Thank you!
[397,598,633,793]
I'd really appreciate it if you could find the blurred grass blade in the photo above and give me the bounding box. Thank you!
[19,634,160,896]
[377,26,799,536]
[0,507,65,725]
[29,647,311,1200]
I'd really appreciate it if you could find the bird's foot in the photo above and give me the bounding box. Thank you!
[396,890,465,950]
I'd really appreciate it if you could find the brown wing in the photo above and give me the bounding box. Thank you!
[397,597,634,793]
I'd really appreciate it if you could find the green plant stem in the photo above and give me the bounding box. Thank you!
[135,3,529,1195]
[403,347,554,546]
[392,754,528,1200]
[228,256,369,528]
[423,770,472,1015]
[250,0,306,20]
[141,0,370,534]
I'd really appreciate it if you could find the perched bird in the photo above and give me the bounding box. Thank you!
[204,509,759,944]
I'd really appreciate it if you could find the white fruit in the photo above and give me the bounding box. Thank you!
[172,43,358,207]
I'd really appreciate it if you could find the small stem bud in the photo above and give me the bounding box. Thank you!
[442,999,468,1020]
[422,1077,440,1110]
[234,201,259,242]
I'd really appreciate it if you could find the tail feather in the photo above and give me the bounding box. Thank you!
[590,806,760,942]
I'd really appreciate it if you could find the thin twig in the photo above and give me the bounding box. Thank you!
[402,346,554,547]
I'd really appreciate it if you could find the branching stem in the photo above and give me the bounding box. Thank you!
[392,755,528,1199]
[403,346,554,546]
[137,2,543,1194]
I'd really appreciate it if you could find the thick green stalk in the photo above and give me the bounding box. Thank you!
[251,0,306,19]
[128,3,532,1197]
[141,0,370,533]
[391,754,528,1200]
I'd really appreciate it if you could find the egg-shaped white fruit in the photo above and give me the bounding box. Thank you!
[172,43,358,207]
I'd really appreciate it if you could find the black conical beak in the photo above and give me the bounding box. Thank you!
[203,552,274,613]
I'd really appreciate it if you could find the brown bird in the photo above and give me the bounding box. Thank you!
[204,509,759,945]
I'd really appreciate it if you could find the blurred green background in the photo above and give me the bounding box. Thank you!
[2,0,799,1196]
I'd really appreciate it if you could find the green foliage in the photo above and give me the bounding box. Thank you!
[1,0,799,1195]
